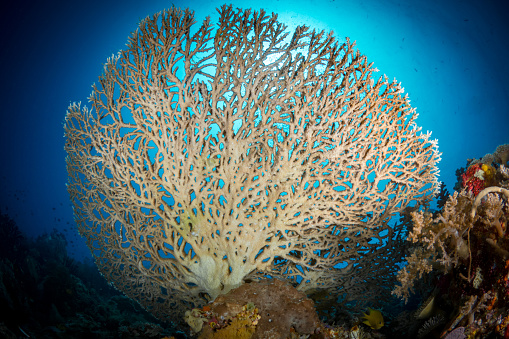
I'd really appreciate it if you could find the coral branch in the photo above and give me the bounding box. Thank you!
[471,186,509,219]
[485,238,509,259]
[65,5,441,323]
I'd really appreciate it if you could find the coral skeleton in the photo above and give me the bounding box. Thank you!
[64,5,440,323]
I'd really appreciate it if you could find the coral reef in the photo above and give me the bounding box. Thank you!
[392,147,509,338]
[461,163,495,196]
[195,302,261,338]
[188,279,320,338]
[479,143,509,167]
[185,279,392,339]
[64,4,440,326]
[455,143,509,193]
[0,212,182,338]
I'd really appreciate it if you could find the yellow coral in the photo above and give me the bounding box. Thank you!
[204,317,256,339]
[199,304,260,339]
[481,163,495,183]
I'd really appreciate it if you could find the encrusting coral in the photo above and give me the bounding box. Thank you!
[64,4,440,326]
[189,279,320,338]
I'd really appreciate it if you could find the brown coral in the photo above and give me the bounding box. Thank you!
[477,143,509,167]
[393,183,509,301]
[196,279,321,339]
[393,165,509,336]
[494,144,509,166]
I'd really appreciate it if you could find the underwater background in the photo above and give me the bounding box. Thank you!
[0,0,508,337]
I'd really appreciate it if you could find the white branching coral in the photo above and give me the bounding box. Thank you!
[64,5,440,322]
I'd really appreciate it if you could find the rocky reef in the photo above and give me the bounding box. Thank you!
[0,214,184,338]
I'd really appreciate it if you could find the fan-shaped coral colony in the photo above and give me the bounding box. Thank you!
[64,4,509,338]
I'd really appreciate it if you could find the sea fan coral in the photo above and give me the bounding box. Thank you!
[64,5,440,323]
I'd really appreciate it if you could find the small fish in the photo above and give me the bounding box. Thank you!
[362,307,384,329]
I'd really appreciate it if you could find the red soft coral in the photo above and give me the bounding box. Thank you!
[461,163,485,196]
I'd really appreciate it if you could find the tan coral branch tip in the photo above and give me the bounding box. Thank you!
[470,186,509,219]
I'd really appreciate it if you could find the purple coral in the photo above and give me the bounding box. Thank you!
[444,327,466,339]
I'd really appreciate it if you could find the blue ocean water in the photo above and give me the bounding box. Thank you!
[0,0,507,260]
[0,0,508,337]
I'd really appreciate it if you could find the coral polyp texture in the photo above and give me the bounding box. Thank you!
[64,5,440,323]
